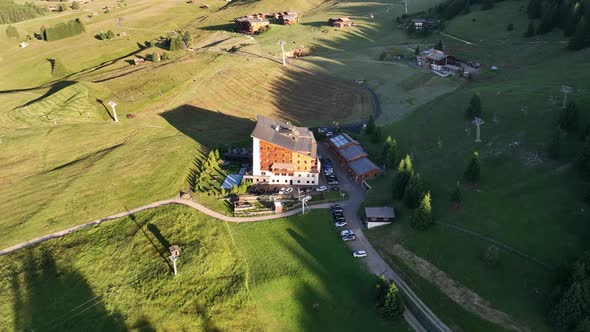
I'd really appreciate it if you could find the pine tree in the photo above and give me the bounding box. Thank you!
[414,45,420,55]
[106,29,115,39]
[568,18,589,51]
[150,52,159,62]
[385,137,399,169]
[372,126,383,143]
[182,30,192,46]
[527,0,543,19]
[161,52,170,61]
[559,101,579,132]
[524,21,536,38]
[404,173,424,209]
[435,40,443,51]
[375,275,389,308]
[411,192,433,230]
[450,181,462,205]
[365,115,376,135]
[577,138,590,178]
[464,151,481,183]
[465,93,482,120]
[393,155,414,199]
[382,282,405,320]
[548,128,562,160]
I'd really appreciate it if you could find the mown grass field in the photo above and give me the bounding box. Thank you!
[0,205,260,331]
[0,0,456,250]
[229,208,410,331]
[358,2,590,330]
[0,205,409,331]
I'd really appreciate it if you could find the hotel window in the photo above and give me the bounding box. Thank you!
[297,180,301,183]
[306,181,309,183]
[311,181,315,184]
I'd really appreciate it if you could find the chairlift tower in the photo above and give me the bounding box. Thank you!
[108,101,119,123]
[472,117,484,143]
[297,188,310,214]
[278,40,286,66]
[168,245,181,276]
[561,85,573,108]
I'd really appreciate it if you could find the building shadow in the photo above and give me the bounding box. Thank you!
[10,249,128,331]
[160,105,255,149]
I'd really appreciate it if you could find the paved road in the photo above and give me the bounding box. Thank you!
[319,143,450,332]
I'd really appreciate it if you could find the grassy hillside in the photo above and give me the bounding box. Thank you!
[0,205,260,331]
[360,1,590,330]
[230,208,410,331]
[0,205,408,331]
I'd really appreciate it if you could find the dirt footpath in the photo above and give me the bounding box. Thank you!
[389,244,529,332]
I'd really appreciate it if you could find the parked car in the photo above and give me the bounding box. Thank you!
[332,212,344,219]
[326,131,333,137]
[353,250,367,258]
[316,185,328,192]
[285,187,293,194]
[335,221,347,227]
[333,217,346,223]
[328,180,339,185]
[342,235,356,241]
[330,204,341,209]
[331,207,343,213]
[340,230,354,237]
[278,188,286,195]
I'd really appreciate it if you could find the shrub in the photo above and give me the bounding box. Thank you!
[5,25,18,38]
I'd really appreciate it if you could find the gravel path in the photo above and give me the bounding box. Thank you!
[0,198,333,256]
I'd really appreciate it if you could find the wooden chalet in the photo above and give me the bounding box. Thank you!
[279,11,298,25]
[328,133,381,181]
[329,17,352,28]
[365,207,395,229]
[235,16,269,34]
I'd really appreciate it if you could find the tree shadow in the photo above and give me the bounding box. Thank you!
[10,249,127,331]
[16,80,78,108]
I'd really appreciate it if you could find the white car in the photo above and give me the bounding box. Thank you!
[278,188,286,195]
[285,187,293,194]
[340,230,354,237]
[353,250,367,258]
[316,186,328,192]
[335,221,347,228]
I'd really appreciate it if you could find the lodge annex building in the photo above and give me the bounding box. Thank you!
[249,115,321,185]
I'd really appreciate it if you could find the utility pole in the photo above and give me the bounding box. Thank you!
[278,40,286,66]
[168,245,181,276]
[108,101,119,123]
[404,0,408,14]
[561,85,573,108]
[472,117,485,143]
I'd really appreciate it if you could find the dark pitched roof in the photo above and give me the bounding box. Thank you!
[338,144,367,161]
[251,115,317,158]
[365,206,395,219]
[426,51,448,61]
[348,157,380,176]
